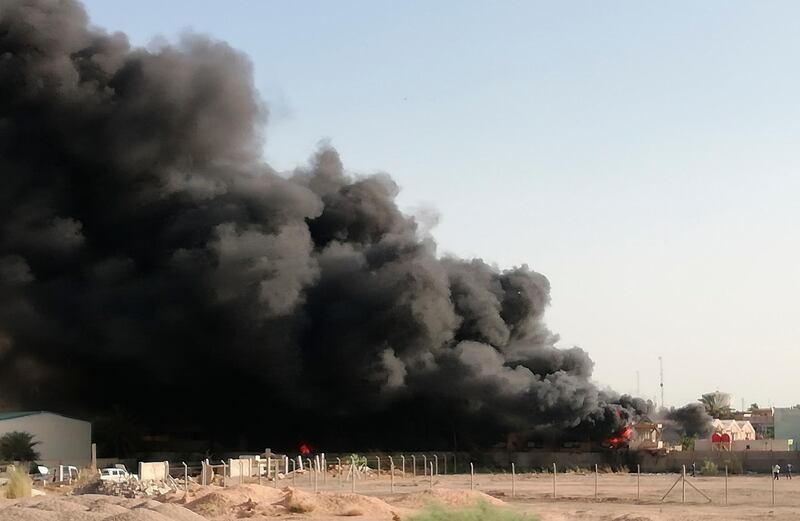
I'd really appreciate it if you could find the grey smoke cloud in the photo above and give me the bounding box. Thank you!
[0,0,648,449]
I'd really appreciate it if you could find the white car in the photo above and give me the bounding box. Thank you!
[100,467,135,482]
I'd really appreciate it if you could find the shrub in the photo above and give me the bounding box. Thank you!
[5,466,33,499]
[700,459,719,476]
[406,501,538,521]
[722,458,744,475]
[0,431,40,462]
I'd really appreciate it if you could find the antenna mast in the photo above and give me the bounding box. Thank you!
[658,356,664,409]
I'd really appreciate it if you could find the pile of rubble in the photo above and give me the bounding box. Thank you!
[74,478,176,499]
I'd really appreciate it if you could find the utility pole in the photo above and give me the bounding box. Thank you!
[659,356,664,409]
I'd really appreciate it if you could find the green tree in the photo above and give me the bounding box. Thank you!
[699,392,732,419]
[0,431,40,462]
[748,403,760,412]
[681,435,697,451]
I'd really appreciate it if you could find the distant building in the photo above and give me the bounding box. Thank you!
[734,408,774,439]
[712,419,755,441]
[0,411,91,467]
[629,421,664,451]
[774,407,800,450]
[694,418,792,451]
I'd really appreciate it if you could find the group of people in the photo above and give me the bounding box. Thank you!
[689,461,793,480]
[773,463,793,480]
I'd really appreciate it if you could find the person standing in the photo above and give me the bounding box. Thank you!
[773,464,781,480]
[691,461,697,477]
[787,463,793,480]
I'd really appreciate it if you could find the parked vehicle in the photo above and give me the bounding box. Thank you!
[100,467,136,482]
[57,465,79,483]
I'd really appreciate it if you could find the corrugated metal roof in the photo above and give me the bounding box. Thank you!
[0,411,42,421]
[0,411,88,423]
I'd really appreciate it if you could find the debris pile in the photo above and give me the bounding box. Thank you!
[74,478,175,499]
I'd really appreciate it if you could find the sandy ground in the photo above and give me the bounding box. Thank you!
[2,472,800,520]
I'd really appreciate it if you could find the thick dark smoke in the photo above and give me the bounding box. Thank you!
[662,404,713,442]
[0,0,647,451]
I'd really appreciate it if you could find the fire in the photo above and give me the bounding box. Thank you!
[299,443,312,455]
[605,425,633,448]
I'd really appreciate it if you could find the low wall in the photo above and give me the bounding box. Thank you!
[138,461,169,481]
[635,450,800,474]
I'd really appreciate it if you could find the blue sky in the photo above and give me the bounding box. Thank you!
[81,0,800,409]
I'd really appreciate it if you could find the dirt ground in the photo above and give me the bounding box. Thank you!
[3,472,800,520]
[288,470,800,520]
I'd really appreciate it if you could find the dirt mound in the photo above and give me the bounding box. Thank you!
[184,491,234,517]
[390,488,506,509]
[183,484,402,519]
[612,515,654,521]
[281,487,402,518]
[0,494,204,521]
[183,483,285,517]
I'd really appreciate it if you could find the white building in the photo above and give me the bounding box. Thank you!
[0,411,91,467]
[712,419,756,441]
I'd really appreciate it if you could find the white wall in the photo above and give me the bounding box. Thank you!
[138,461,169,481]
[0,413,91,467]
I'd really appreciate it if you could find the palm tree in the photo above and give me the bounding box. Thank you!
[0,431,40,462]
[699,392,732,419]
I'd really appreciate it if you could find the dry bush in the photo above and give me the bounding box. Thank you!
[5,466,33,498]
[342,507,365,516]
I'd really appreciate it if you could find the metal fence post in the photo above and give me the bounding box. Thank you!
[291,459,296,486]
[443,454,447,475]
[182,462,188,497]
[390,459,395,493]
[429,462,433,488]
[552,463,557,498]
[725,466,728,505]
[434,454,438,476]
[594,464,598,499]
[412,455,416,477]
[470,462,474,490]
[637,464,640,501]
[423,455,427,476]
[337,458,343,488]
[512,462,516,498]
[682,465,686,504]
[376,456,381,479]
[772,467,775,506]
[401,455,406,477]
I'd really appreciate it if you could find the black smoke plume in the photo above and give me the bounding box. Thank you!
[0,0,647,451]
[661,404,713,443]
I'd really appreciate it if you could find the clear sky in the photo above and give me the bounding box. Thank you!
[80,0,800,409]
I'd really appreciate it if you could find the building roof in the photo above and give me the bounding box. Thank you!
[0,411,40,421]
[0,411,88,423]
